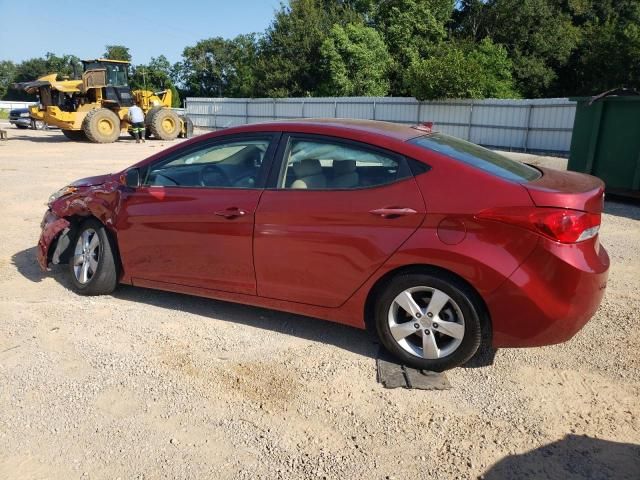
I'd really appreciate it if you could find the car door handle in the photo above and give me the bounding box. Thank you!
[369,207,418,218]
[215,207,247,219]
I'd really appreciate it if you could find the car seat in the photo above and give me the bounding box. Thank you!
[330,160,359,188]
[291,159,326,189]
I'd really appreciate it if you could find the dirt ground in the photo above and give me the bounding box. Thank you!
[0,125,638,480]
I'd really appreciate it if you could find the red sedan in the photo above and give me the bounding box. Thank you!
[38,119,609,371]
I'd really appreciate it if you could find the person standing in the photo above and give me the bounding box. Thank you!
[128,101,146,143]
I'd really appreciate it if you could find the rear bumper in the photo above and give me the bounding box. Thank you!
[37,210,70,270]
[487,237,609,348]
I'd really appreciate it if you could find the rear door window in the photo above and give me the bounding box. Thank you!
[277,136,412,189]
[409,133,541,182]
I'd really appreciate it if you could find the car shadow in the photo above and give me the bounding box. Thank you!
[482,435,639,480]
[12,246,494,369]
[604,199,640,221]
[12,246,380,361]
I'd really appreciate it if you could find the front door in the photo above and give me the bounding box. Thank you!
[116,134,278,295]
[254,134,426,307]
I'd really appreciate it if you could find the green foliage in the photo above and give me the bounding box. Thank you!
[103,45,132,62]
[319,23,392,96]
[406,39,518,100]
[255,0,360,97]
[176,34,259,98]
[0,61,17,99]
[553,0,640,95]
[367,0,455,94]
[455,0,580,97]
[2,0,639,101]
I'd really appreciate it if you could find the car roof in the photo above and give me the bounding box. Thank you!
[219,118,425,142]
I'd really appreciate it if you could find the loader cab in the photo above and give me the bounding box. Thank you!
[82,59,134,107]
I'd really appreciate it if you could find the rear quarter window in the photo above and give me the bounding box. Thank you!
[409,134,541,182]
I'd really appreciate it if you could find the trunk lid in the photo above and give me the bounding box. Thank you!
[524,166,605,214]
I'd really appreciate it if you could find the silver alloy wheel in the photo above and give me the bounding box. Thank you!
[72,229,100,284]
[388,286,465,360]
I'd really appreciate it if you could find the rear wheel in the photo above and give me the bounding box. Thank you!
[149,108,181,140]
[82,108,121,143]
[178,115,194,138]
[67,219,118,296]
[62,129,87,141]
[374,272,482,371]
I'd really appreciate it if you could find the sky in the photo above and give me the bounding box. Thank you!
[0,0,282,65]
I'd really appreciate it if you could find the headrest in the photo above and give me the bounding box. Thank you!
[333,160,356,174]
[293,158,322,177]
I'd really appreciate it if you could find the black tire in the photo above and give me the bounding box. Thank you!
[32,120,47,130]
[67,219,118,296]
[149,108,181,140]
[144,106,162,138]
[178,115,194,138]
[62,129,87,141]
[15,124,29,129]
[82,108,121,143]
[374,272,483,372]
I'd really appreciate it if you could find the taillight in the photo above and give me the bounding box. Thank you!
[477,207,601,243]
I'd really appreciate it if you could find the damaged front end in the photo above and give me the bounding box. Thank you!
[37,211,72,270]
[37,173,122,271]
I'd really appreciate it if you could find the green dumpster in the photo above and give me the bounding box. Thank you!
[568,90,640,198]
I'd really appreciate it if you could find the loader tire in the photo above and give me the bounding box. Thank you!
[178,115,194,139]
[144,107,162,129]
[62,130,87,141]
[149,108,181,140]
[82,108,120,143]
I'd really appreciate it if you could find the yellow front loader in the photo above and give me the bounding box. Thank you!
[16,59,193,143]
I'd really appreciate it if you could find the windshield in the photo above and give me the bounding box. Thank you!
[409,134,541,182]
[84,62,128,87]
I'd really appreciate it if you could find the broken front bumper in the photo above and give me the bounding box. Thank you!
[37,210,70,270]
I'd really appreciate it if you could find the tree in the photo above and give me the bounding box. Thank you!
[0,61,17,99]
[104,45,132,62]
[255,0,361,97]
[455,0,579,97]
[406,38,518,99]
[319,23,392,96]
[130,55,181,107]
[175,34,260,98]
[553,0,640,95]
[368,0,456,94]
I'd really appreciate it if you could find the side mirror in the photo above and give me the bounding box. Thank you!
[124,168,141,188]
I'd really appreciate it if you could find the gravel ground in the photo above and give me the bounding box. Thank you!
[0,125,638,479]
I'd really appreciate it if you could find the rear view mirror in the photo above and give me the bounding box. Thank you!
[125,168,140,188]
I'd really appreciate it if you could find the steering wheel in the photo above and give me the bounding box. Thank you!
[199,164,230,187]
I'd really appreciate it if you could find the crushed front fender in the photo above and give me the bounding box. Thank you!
[37,211,70,270]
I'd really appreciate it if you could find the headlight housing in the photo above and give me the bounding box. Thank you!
[20,112,30,118]
[48,186,77,204]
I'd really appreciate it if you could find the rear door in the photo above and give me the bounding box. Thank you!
[116,133,279,295]
[254,134,426,307]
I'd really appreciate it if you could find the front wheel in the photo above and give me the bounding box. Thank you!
[67,219,118,295]
[374,272,482,371]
